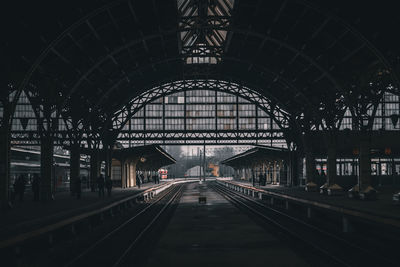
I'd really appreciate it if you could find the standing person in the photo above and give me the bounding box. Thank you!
[16,175,26,201]
[12,177,18,202]
[76,176,82,199]
[81,175,87,190]
[258,171,265,186]
[97,174,105,197]
[153,173,157,184]
[136,174,141,189]
[105,177,112,197]
[86,175,90,189]
[32,174,40,201]
[90,175,96,192]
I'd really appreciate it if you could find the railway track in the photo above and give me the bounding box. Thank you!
[64,183,184,267]
[211,182,397,267]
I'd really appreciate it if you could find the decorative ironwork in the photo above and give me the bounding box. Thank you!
[111,79,289,146]
[177,0,235,64]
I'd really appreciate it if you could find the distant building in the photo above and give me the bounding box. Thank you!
[185,166,203,177]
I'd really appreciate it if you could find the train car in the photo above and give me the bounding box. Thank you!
[158,168,168,179]
[10,147,90,192]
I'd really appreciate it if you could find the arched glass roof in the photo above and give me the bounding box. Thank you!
[116,87,287,147]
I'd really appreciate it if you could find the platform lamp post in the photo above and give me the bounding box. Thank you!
[349,116,379,200]
[252,167,255,187]
[199,148,202,180]
[390,114,400,202]
[203,143,206,182]
[53,162,57,195]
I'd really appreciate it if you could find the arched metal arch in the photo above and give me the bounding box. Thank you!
[298,0,400,89]
[89,56,315,113]
[60,28,342,102]
[84,62,325,144]
[18,0,397,95]
[112,79,291,134]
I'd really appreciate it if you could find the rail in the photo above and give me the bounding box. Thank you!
[212,182,397,266]
[0,180,190,249]
[217,179,400,229]
[65,183,184,266]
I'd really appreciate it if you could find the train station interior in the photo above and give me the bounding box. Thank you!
[1,0,400,266]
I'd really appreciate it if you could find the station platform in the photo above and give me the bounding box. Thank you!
[146,182,310,267]
[0,181,172,241]
[223,179,400,222]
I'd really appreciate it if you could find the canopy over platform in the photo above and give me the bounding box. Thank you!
[113,145,176,171]
[221,145,289,169]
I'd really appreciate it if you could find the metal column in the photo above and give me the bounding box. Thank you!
[305,151,317,191]
[203,143,206,182]
[324,132,342,194]
[0,100,10,209]
[40,133,54,201]
[0,126,10,208]
[90,150,100,191]
[359,135,372,190]
[326,141,337,187]
[70,142,80,195]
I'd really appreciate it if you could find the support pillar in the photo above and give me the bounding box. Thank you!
[288,150,299,186]
[350,135,377,200]
[121,161,127,188]
[277,161,282,184]
[305,151,317,191]
[321,132,342,195]
[70,142,80,195]
[359,137,372,190]
[40,134,53,201]
[304,133,317,191]
[0,127,10,209]
[90,151,100,192]
[272,161,277,185]
[252,168,255,187]
[279,161,284,185]
[249,168,252,182]
[203,143,206,182]
[104,147,112,181]
[0,99,11,209]
[128,158,139,187]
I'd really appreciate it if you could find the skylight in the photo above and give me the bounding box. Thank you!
[177,0,234,64]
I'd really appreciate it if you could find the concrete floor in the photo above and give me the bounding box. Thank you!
[146,182,310,267]
[234,180,400,220]
[0,181,165,240]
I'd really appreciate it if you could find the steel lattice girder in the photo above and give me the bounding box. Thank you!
[5,0,399,149]
[112,79,290,131]
[10,0,398,126]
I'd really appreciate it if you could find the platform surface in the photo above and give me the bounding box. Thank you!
[0,181,169,240]
[146,182,310,267]
[230,180,400,220]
